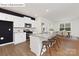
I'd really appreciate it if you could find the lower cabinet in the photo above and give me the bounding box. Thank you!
[14,33,26,44]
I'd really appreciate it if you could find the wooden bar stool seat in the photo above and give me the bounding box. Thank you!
[40,41,49,55]
[48,39,56,47]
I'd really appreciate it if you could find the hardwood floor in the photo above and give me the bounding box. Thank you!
[0,37,79,56]
[0,41,36,56]
[43,38,79,56]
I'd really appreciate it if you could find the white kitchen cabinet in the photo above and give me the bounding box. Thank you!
[13,16,25,27]
[24,17,32,23]
[0,13,13,21]
[30,36,42,56]
[0,12,25,27]
[14,32,26,44]
[14,21,24,27]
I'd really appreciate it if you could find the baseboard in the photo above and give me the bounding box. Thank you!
[14,40,26,45]
[0,42,14,46]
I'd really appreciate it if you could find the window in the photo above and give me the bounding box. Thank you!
[65,23,71,31]
[60,24,64,31]
[60,23,71,31]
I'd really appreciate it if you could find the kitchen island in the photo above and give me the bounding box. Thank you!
[30,33,56,56]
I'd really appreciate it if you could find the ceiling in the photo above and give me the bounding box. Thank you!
[2,3,79,21]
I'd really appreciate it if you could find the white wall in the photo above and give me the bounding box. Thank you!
[71,19,79,37]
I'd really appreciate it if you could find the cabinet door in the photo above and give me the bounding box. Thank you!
[0,21,13,44]
[14,33,26,44]
[14,22,24,27]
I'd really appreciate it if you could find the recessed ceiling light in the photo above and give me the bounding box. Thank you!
[46,9,49,12]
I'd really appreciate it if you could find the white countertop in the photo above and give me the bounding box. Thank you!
[31,32,56,40]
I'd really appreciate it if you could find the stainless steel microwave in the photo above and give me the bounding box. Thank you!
[25,23,32,28]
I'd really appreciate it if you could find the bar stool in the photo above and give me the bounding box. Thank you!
[48,38,57,54]
[53,35,64,51]
[53,37,59,46]
[48,39,56,47]
[40,41,50,56]
[51,37,59,51]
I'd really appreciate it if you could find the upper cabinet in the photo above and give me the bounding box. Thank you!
[0,12,24,27]
[0,13,13,21]
[0,12,33,27]
[13,16,24,27]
